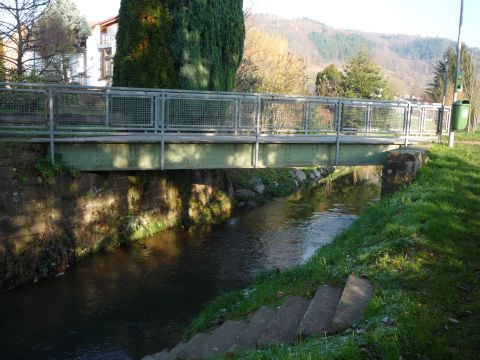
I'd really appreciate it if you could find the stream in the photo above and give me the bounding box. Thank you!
[0,167,381,360]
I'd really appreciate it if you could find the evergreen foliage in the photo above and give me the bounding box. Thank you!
[113,0,178,88]
[341,50,392,100]
[113,0,245,91]
[390,38,453,61]
[308,31,373,62]
[315,64,342,97]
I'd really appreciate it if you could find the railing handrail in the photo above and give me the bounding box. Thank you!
[0,82,445,108]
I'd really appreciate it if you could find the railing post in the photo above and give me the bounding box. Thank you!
[154,94,159,134]
[305,101,310,135]
[335,100,342,166]
[234,99,239,135]
[48,87,55,164]
[438,106,444,142]
[420,107,425,136]
[106,90,110,127]
[161,93,166,170]
[365,105,371,134]
[254,95,261,168]
[404,103,411,147]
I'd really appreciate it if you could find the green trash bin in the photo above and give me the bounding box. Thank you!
[451,100,470,131]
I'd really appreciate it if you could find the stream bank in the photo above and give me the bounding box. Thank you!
[0,143,333,290]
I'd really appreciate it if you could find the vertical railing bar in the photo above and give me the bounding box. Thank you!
[234,99,239,135]
[254,95,261,168]
[366,105,371,134]
[161,93,166,170]
[106,90,110,128]
[404,103,411,147]
[48,87,55,164]
[335,100,342,166]
[304,101,310,135]
[154,94,159,134]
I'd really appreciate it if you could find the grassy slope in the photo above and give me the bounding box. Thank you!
[452,129,480,142]
[184,143,480,359]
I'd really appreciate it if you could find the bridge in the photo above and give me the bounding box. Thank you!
[0,83,450,170]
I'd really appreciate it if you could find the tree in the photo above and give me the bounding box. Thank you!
[113,0,245,91]
[342,50,392,100]
[112,0,178,89]
[427,46,479,131]
[235,26,306,95]
[315,64,342,97]
[0,0,50,79]
[0,38,6,82]
[33,0,91,83]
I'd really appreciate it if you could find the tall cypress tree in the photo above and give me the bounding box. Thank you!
[113,0,245,91]
[113,0,178,88]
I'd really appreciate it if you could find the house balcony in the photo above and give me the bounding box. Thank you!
[98,34,114,49]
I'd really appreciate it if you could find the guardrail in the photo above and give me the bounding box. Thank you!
[0,82,450,163]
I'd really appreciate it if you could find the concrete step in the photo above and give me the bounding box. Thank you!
[142,350,170,360]
[174,333,210,359]
[230,306,278,352]
[195,320,247,359]
[332,275,374,332]
[297,285,343,337]
[259,296,310,346]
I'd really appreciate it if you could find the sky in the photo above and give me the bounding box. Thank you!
[73,0,480,48]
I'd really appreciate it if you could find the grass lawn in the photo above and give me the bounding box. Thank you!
[184,143,480,359]
[443,128,480,142]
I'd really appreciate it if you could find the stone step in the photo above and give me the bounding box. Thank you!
[259,296,310,346]
[142,350,170,360]
[332,275,374,332]
[174,333,210,359]
[230,306,278,352]
[297,285,343,337]
[195,320,247,359]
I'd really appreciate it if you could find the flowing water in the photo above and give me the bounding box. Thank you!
[0,167,381,360]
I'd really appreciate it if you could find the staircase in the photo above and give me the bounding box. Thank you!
[143,275,373,360]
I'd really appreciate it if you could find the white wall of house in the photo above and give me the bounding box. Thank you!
[77,18,118,87]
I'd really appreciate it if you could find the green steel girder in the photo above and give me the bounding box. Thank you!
[55,142,399,171]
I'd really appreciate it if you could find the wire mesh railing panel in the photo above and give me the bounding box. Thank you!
[308,103,337,132]
[166,97,235,130]
[108,95,154,128]
[423,108,440,133]
[341,105,367,133]
[370,106,406,133]
[261,100,306,133]
[238,99,256,130]
[0,89,48,129]
[54,91,107,128]
[410,107,422,134]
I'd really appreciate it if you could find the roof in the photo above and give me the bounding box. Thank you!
[92,15,119,28]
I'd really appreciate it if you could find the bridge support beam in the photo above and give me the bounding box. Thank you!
[55,142,400,171]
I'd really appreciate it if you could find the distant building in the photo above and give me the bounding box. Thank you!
[78,16,119,87]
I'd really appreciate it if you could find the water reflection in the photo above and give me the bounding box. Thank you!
[0,167,381,360]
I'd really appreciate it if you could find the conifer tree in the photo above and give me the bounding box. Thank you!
[113,0,245,91]
[342,50,392,100]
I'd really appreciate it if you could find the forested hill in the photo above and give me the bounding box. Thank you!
[250,14,480,97]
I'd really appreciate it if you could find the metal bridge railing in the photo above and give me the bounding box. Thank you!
[0,82,449,139]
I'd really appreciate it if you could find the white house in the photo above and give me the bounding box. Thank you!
[77,16,119,87]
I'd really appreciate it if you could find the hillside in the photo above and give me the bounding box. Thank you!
[250,14,480,98]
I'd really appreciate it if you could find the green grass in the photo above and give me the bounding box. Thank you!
[184,143,480,359]
[444,128,480,142]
